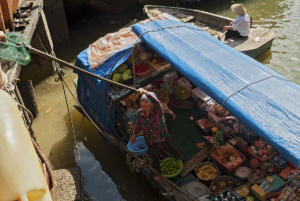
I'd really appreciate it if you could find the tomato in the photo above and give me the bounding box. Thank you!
[134,64,149,73]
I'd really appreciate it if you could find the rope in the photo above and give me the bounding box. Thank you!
[61,78,79,159]
[221,75,276,107]
[0,65,14,91]
[134,24,204,46]
[17,103,34,127]
[132,47,137,110]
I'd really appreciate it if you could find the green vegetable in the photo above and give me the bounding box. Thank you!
[124,69,132,75]
[112,73,122,82]
[118,64,128,72]
[160,158,182,176]
[122,72,132,81]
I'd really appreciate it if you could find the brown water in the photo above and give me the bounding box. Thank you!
[33,0,300,200]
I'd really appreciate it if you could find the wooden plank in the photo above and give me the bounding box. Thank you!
[180,145,212,177]
[11,0,19,14]
[0,5,6,31]
[0,0,13,29]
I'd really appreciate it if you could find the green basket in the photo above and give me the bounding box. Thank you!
[160,157,183,178]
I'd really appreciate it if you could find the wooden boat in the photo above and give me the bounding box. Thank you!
[74,19,300,201]
[144,5,275,58]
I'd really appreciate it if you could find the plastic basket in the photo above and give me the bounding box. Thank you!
[160,157,183,178]
[195,162,220,181]
[127,136,148,156]
[212,145,246,172]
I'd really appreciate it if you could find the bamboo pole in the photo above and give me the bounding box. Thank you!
[26,46,138,93]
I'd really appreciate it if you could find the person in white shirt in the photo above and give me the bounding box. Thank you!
[223,4,250,40]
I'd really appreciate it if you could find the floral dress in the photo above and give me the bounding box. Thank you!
[134,92,169,159]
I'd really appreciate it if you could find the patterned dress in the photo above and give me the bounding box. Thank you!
[134,92,169,159]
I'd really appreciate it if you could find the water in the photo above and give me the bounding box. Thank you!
[33,0,299,200]
[198,0,300,83]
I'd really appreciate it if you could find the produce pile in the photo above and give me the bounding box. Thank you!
[196,163,219,181]
[160,157,182,177]
[190,87,300,201]
[133,63,151,76]
[212,144,245,172]
[211,177,237,195]
[112,63,133,83]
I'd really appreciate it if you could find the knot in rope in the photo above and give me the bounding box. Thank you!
[55,68,65,82]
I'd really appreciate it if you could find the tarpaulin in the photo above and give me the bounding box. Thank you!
[75,46,133,132]
[132,20,300,166]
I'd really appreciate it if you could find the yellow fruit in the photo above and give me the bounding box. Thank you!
[211,127,218,133]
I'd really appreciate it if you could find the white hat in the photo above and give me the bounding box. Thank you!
[231,4,246,16]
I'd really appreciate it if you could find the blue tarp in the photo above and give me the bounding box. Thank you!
[132,20,300,166]
[75,46,133,132]
[76,19,300,166]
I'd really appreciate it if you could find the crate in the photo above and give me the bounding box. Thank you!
[212,144,246,172]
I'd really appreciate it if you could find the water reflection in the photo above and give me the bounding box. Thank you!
[76,142,126,201]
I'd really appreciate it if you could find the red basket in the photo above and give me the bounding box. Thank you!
[134,62,152,77]
[212,145,246,172]
[247,147,275,162]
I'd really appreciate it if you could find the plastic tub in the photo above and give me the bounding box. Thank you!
[127,136,148,156]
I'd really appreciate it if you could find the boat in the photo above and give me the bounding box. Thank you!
[144,5,275,58]
[74,19,300,201]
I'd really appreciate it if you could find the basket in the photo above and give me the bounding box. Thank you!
[133,62,152,77]
[160,157,183,178]
[247,146,276,162]
[195,162,219,181]
[212,145,246,172]
[127,136,148,156]
[210,175,240,195]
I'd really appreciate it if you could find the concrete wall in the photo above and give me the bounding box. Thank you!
[43,0,69,49]
[19,14,56,85]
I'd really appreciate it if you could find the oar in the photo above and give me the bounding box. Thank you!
[26,46,138,92]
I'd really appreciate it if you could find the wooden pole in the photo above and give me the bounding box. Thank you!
[0,5,6,31]
[26,46,138,93]
[0,0,13,29]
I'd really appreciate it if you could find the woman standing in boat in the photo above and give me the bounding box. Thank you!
[223,4,250,40]
[131,88,180,172]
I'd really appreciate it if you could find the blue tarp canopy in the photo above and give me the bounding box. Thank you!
[75,19,300,166]
[75,46,133,132]
[132,20,300,166]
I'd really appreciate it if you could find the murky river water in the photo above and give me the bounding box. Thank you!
[33,0,299,200]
